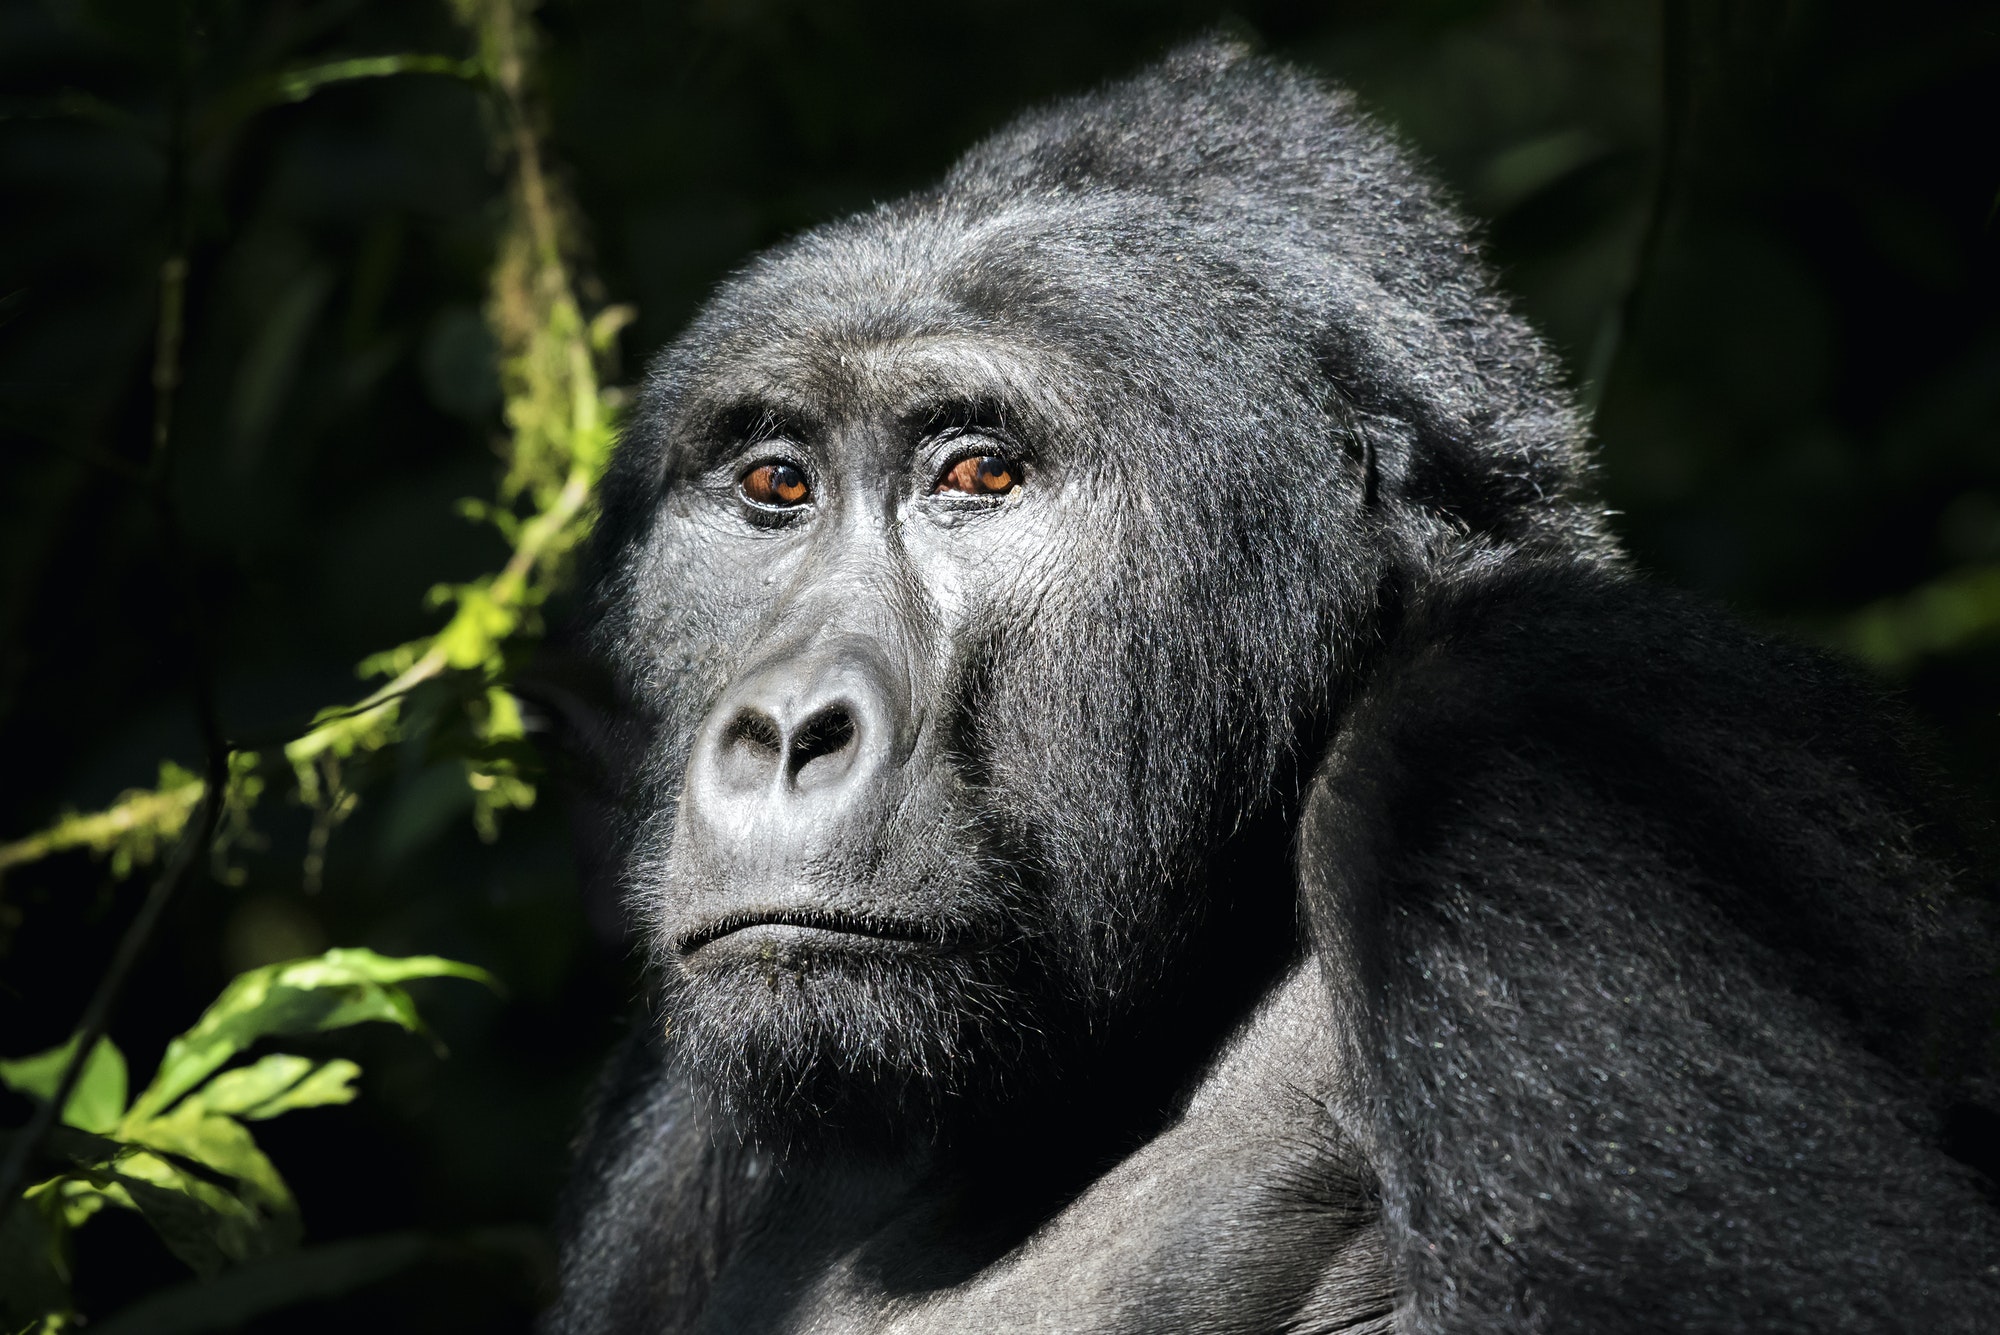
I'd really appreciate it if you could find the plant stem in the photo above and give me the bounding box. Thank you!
[1583,0,1694,424]
[0,751,225,1213]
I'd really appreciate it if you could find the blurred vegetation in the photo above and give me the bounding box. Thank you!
[1,0,1996,1330]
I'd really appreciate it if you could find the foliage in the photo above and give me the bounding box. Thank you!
[1840,565,2000,675]
[0,764,206,883]
[0,0,622,893]
[1,949,493,1333]
[0,0,617,1327]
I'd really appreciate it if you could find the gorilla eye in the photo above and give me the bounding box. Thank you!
[935,454,1020,497]
[740,462,811,508]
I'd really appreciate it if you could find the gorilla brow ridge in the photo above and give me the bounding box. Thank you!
[688,397,819,462]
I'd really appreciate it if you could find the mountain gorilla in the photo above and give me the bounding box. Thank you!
[546,41,2000,1334]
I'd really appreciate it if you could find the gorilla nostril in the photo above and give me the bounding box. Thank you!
[720,710,783,778]
[789,705,858,785]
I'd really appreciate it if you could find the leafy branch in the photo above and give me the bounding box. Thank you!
[2,1,620,1328]
[1,950,494,1332]
[0,0,624,887]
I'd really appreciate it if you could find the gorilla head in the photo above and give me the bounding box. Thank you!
[583,42,1612,1141]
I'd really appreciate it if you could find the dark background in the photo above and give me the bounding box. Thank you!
[3,1,1997,1329]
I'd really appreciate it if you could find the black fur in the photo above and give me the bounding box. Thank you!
[549,41,2000,1333]
[1305,557,1999,1328]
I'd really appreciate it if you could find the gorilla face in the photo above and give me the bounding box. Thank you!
[590,213,1383,1137]
[578,42,1609,1147]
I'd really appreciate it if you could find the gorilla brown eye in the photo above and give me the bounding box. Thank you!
[740,462,810,507]
[935,454,1019,496]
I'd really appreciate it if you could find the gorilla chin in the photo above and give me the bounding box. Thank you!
[659,914,1054,1148]
[654,820,1079,1146]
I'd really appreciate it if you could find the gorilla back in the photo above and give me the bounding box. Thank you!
[551,41,2000,1334]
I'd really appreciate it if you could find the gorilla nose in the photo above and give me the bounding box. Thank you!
[687,639,910,839]
[716,700,862,793]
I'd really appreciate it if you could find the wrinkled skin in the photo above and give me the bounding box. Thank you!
[548,42,2000,1335]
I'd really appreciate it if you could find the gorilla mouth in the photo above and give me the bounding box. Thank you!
[676,908,944,955]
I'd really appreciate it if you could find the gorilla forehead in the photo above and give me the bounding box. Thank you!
[599,41,1604,562]
[655,204,1323,468]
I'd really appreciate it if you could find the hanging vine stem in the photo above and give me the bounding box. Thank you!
[277,0,624,840]
[1582,0,1695,424]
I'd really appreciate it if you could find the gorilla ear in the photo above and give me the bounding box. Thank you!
[512,645,624,773]
[1315,328,1528,539]
[1314,329,1420,516]
[1322,384,1385,512]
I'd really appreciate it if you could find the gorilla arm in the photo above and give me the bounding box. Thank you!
[1299,554,2000,1333]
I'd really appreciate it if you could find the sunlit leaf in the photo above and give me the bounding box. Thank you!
[1,1036,83,1101]
[88,1152,275,1277]
[183,1055,313,1117]
[63,1044,127,1136]
[0,1036,128,1134]
[43,1177,129,1229]
[280,947,494,990]
[127,949,494,1120]
[241,1060,360,1120]
[123,1105,294,1221]
[182,1053,362,1121]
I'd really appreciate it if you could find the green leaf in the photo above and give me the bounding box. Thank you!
[0,1036,128,1134]
[0,1178,73,1330]
[41,1177,127,1230]
[283,946,494,989]
[86,1154,269,1278]
[77,1140,301,1277]
[183,1055,313,1117]
[63,1043,126,1135]
[241,1059,360,1120]
[1,1035,86,1101]
[123,1105,295,1222]
[174,1052,361,1121]
[127,949,494,1120]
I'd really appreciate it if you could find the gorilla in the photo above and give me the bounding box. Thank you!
[546,41,2000,1334]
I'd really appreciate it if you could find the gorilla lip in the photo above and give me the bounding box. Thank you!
[676,908,942,955]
